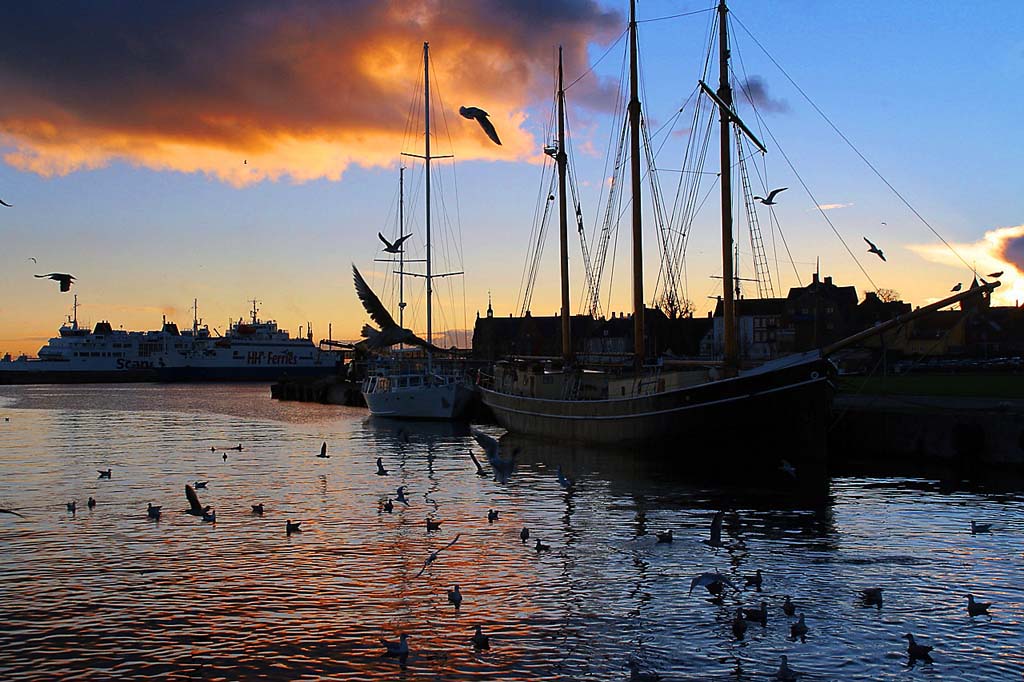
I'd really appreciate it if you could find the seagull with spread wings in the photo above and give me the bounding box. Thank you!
[753,187,787,205]
[379,232,412,254]
[35,273,75,292]
[352,265,442,352]
[863,237,886,262]
[459,106,502,145]
[415,533,461,578]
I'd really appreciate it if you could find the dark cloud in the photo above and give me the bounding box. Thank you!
[999,233,1024,272]
[737,76,788,114]
[0,1,621,183]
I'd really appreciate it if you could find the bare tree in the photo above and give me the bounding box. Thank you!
[876,288,901,303]
[657,291,695,319]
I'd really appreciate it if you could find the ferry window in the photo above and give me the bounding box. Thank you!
[398,378,408,387]
[92,352,101,357]
[410,377,421,386]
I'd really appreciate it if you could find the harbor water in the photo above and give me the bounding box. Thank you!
[0,384,1021,680]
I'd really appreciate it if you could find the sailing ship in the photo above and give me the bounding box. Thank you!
[358,42,474,420]
[478,0,996,458]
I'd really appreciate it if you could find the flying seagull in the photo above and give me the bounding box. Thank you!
[378,232,412,254]
[0,199,11,207]
[863,237,886,262]
[753,187,787,205]
[352,265,442,352]
[688,571,736,595]
[951,282,963,292]
[27,257,36,264]
[988,271,1004,278]
[0,508,26,518]
[185,484,210,516]
[459,106,502,145]
[35,273,75,292]
[416,533,461,577]
[703,510,724,547]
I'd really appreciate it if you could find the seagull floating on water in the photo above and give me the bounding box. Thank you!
[376,457,388,476]
[971,520,992,534]
[378,232,412,254]
[535,539,551,552]
[863,237,886,262]
[782,595,796,617]
[194,481,208,489]
[860,587,883,608]
[520,527,530,544]
[967,594,992,617]
[380,633,409,664]
[774,655,799,681]
[732,608,747,638]
[459,106,502,145]
[147,503,162,520]
[426,518,442,532]
[448,585,463,609]
[66,500,76,514]
[791,613,808,640]
[743,601,768,626]
[87,496,96,509]
[745,569,763,590]
[487,509,499,523]
[383,499,394,513]
[202,509,216,523]
[655,529,673,543]
[903,633,933,662]
[286,520,302,534]
[471,624,489,649]
[753,187,787,205]
[35,273,75,292]
[396,486,410,505]
[97,469,111,479]
[251,503,264,515]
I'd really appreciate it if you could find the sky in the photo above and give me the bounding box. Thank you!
[2,0,1023,354]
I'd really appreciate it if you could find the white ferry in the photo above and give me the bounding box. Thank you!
[0,297,339,384]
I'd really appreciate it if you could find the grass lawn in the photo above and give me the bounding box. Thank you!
[838,373,1024,399]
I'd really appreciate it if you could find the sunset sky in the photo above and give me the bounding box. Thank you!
[2,0,1023,354]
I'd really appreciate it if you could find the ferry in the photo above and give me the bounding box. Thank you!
[0,297,340,384]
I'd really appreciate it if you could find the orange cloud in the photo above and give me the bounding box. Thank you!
[0,1,620,186]
[908,223,1024,306]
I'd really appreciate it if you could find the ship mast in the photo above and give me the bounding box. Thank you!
[717,0,739,372]
[628,0,644,365]
[398,166,407,331]
[424,41,433,357]
[556,46,572,364]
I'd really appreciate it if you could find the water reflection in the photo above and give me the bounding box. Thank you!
[0,384,1021,680]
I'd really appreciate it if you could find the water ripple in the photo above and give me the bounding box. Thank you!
[0,384,1022,680]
